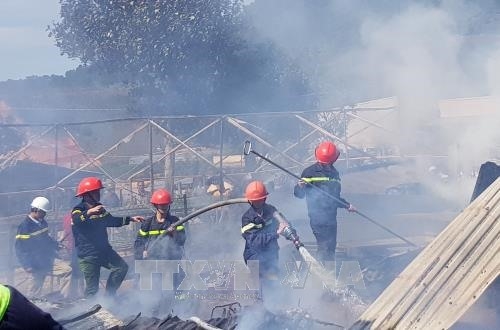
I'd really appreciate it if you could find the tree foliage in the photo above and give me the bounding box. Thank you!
[50,0,242,77]
[49,0,311,114]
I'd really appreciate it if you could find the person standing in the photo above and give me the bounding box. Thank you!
[15,197,71,298]
[241,181,287,302]
[293,141,355,264]
[134,189,186,277]
[71,177,144,298]
[134,188,186,312]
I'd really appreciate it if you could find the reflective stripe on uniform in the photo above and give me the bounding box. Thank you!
[302,177,340,183]
[89,212,110,220]
[241,219,273,233]
[148,230,165,235]
[0,284,10,321]
[71,209,110,222]
[241,223,260,233]
[72,209,86,222]
[139,225,185,236]
[15,227,48,240]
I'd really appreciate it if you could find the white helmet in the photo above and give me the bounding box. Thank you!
[31,196,50,212]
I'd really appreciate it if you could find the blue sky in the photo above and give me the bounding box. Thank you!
[0,0,257,82]
[0,0,79,81]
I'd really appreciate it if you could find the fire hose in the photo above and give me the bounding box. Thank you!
[243,140,417,248]
[149,196,363,317]
[150,198,304,251]
[146,198,250,253]
[155,198,343,293]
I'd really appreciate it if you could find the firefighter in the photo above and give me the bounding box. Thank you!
[294,141,355,264]
[134,188,186,312]
[241,181,287,301]
[71,177,144,298]
[15,197,71,298]
[0,283,64,329]
[134,188,186,282]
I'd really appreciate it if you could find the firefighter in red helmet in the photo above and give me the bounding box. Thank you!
[71,177,144,298]
[242,181,288,302]
[134,188,186,262]
[294,141,355,264]
[134,188,186,312]
[315,141,340,164]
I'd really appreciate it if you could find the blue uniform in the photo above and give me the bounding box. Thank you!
[71,201,131,297]
[15,216,58,297]
[134,213,187,296]
[134,214,186,260]
[15,216,57,272]
[294,162,349,262]
[241,203,280,280]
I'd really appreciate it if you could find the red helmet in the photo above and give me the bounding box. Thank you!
[315,141,340,164]
[245,181,268,201]
[76,177,103,196]
[150,188,172,205]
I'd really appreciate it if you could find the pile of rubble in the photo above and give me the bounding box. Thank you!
[45,299,348,330]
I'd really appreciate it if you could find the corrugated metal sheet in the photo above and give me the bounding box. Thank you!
[352,96,399,110]
[350,177,500,330]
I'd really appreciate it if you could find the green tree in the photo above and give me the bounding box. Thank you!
[49,0,311,115]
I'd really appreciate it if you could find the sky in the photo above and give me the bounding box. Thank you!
[0,0,79,81]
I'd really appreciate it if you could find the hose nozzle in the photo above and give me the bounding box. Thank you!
[281,225,304,249]
[274,211,304,249]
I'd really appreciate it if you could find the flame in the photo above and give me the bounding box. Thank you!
[0,101,22,123]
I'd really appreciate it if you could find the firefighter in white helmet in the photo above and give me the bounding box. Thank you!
[14,197,71,298]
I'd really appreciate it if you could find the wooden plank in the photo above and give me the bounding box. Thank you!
[350,178,500,329]
[64,308,123,330]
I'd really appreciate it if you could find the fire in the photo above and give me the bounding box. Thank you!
[0,100,21,123]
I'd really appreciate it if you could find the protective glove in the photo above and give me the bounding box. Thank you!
[165,226,175,237]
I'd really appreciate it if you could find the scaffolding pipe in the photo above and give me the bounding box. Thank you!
[149,120,219,171]
[55,122,149,186]
[127,118,221,180]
